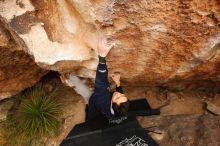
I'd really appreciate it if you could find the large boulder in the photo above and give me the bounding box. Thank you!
[138,115,220,146]
[0,17,47,100]
[0,0,220,92]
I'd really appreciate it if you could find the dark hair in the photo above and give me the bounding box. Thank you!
[112,101,130,116]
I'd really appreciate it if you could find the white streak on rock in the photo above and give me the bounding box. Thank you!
[19,24,91,65]
[62,73,92,104]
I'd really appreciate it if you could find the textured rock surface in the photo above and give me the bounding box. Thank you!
[0,0,220,95]
[206,97,220,115]
[0,99,14,121]
[42,77,86,146]
[0,18,48,100]
[124,87,208,115]
[138,115,220,146]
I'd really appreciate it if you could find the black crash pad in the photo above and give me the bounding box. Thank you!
[127,99,160,117]
[60,117,159,146]
[60,99,160,146]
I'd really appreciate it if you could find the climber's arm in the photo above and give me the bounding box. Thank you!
[94,56,109,90]
[94,35,114,90]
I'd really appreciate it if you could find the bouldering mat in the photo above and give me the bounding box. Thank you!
[60,99,160,146]
[127,99,160,117]
[60,117,159,146]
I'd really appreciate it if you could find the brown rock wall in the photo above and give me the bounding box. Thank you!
[105,0,220,86]
[0,18,47,100]
[138,115,220,146]
[0,0,220,95]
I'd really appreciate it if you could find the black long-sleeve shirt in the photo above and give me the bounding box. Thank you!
[87,57,127,124]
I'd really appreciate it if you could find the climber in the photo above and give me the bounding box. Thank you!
[60,36,130,124]
[87,36,130,124]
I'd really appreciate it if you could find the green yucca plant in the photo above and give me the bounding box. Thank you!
[7,84,62,145]
[18,96,60,137]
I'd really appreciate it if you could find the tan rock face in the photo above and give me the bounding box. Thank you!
[0,18,47,100]
[0,0,220,91]
[0,98,14,121]
[124,87,206,115]
[138,115,220,146]
[106,0,220,87]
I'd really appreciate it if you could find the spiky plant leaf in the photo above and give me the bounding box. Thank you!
[7,84,62,145]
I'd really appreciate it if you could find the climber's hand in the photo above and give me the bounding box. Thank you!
[111,72,121,87]
[98,35,114,57]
